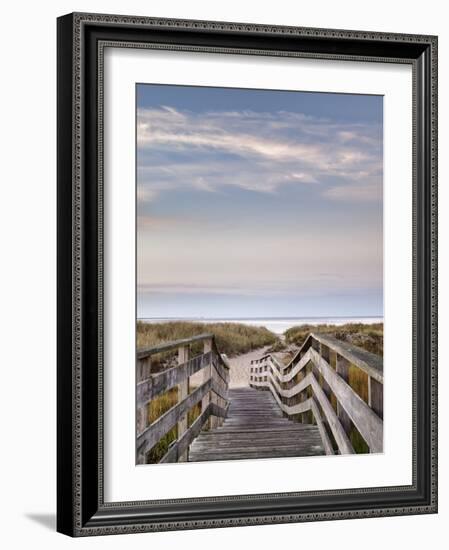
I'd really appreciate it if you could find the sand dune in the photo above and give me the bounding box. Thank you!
[227,346,271,388]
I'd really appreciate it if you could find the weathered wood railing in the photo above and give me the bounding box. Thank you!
[250,333,383,455]
[136,333,230,464]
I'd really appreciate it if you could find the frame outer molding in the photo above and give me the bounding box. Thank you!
[57,12,438,537]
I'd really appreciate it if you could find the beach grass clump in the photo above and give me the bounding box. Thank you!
[145,388,178,463]
[284,323,383,356]
[145,387,202,463]
[137,320,278,358]
[265,339,289,353]
[139,321,277,463]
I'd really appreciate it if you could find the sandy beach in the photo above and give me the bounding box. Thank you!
[227,345,271,388]
[188,345,271,389]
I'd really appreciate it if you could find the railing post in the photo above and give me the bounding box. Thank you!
[222,358,230,426]
[177,345,189,462]
[136,358,151,437]
[210,351,222,430]
[369,376,384,419]
[136,356,151,464]
[137,355,152,382]
[203,339,212,428]
[335,354,352,437]
[318,343,333,405]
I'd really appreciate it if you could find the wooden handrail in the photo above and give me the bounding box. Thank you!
[137,332,229,370]
[251,359,355,454]
[258,351,382,450]
[287,332,383,383]
[160,402,229,463]
[136,333,229,464]
[250,332,383,455]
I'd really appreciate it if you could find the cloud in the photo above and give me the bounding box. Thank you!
[137,187,158,202]
[137,274,381,298]
[137,214,197,229]
[137,222,382,301]
[137,158,319,197]
[136,106,382,203]
[135,100,383,318]
[322,182,382,202]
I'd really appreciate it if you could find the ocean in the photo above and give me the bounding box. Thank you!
[139,316,383,335]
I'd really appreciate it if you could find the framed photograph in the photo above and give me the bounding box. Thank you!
[57,12,438,536]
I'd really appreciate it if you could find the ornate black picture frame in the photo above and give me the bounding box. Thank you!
[57,12,438,536]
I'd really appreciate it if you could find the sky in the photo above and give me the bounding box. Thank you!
[136,84,383,319]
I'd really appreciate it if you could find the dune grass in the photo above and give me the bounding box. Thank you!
[284,322,383,356]
[145,387,202,463]
[140,321,382,461]
[284,323,383,454]
[137,320,278,357]
[146,388,179,463]
[139,320,278,463]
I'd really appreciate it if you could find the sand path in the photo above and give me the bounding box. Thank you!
[227,346,271,388]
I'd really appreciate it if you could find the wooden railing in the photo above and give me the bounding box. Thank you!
[136,333,230,464]
[250,333,383,455]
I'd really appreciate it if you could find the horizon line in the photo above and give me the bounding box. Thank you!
[137,314,383,321]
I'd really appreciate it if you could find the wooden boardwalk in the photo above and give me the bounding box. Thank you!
[189,387,325,461]
[136,332,383,464]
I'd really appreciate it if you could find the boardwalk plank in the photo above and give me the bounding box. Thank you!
[189,387,325,462]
